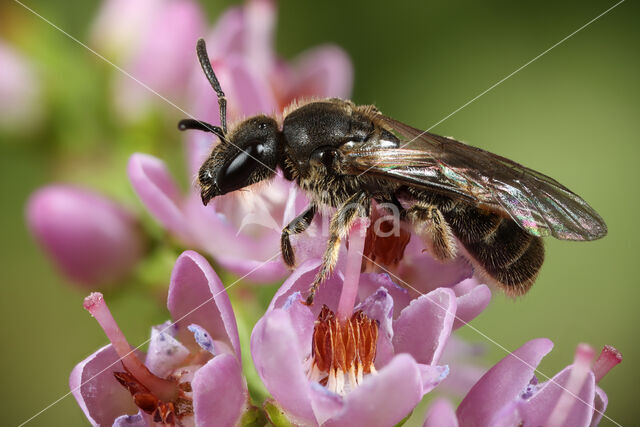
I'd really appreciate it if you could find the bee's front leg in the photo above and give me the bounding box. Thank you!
[281,204,317,268]
[305,192,370,305]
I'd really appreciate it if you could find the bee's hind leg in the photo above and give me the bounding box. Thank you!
[281,204,317,268]
[405,203,457,261]
[305,192,370,305]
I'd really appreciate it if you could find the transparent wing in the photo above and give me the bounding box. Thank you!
[339,115,607,241]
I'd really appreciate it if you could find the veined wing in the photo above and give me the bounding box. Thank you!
[340,115,607,241]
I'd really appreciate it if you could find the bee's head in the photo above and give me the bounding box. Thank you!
[198,115,281,205]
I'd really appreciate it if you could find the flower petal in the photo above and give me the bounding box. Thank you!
[518,367,596,427]
[114,0,205,119]
[591,386,608,427]
[127,153,190,241]
[227,55,277,117]
[69,345,137,426]
[145,322,190,378]
[215,255,288,284]
[268,259,344,318]
[358,272,410,318]
[167,251,241,358]
[192,353,248,427]
[393,288,457,365]
[419,364,450,394]
[424,399,459,427]
[112,412,147,426]
[0,40,42,130]
[453,283,491,330]
[289,45,353,99]
[251,309,315,425]
[321,354,423,427]
[281,292,316,353]
[398,238,473,295]
[456,338,554,426]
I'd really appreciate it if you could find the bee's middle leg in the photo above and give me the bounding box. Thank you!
[405,203,457,261]
[305,192,370,305]
[281,204,317,268]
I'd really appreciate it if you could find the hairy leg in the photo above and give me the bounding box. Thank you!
[305,193,370,305]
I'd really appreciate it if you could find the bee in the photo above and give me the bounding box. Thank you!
[179,39,607,304]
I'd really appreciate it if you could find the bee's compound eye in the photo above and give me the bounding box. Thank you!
[217,141,264,194]
[310,146,338,170]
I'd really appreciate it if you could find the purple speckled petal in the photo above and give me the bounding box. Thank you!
[424,399,459,427]
[453,284,491,330]
[321,354,423,427]
[127,153,190,241]
[591,386,608,427]
[358,272,410,318]
[145,322,190,378]
[289,45,353,99]
[26,185,145,287]
[457,338,554,427]
[518,367,595,427]
[192,353,248,427]
[188,324,232,356]
[167,251,240,358]
[251,309,315,425]
[69,345,137,426]
[393,288,457,365]
[112,412,147,426]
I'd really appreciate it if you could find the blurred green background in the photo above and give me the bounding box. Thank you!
[1,0,638,425]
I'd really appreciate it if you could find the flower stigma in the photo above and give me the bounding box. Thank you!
[83,292,194,424]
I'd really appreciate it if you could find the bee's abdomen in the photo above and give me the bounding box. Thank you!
[444,206,545,296]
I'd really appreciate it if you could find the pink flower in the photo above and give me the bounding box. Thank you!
[129,0,353,283]
[91,0,206,120]
[360,200,476,297]
[250,220,490,426]
[26,185,146,287]
[70,251,247,426]
[0,38,42,131]
[423,340,622,427]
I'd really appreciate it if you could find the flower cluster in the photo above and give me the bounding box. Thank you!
[20,0,622,426]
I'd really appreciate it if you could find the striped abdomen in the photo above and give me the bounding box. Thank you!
[444,205,545,296]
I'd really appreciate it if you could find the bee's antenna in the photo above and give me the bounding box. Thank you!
[196,38,227,135]
[178,119,227,143]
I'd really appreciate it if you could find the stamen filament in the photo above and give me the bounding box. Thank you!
[337,218,368,320]
[83,292,179,402]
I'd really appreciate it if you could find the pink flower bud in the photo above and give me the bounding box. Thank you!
[27,185,146,287]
